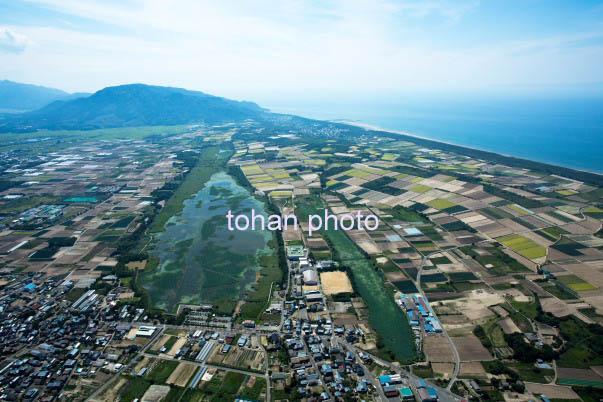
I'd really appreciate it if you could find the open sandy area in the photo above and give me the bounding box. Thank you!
[438,289,504,320]
[320,271,353,295]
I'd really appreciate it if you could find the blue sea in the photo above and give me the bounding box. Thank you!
[263,95,603,174]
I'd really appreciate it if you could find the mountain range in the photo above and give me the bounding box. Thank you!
[0,82,267,132]
[0,80,89,113]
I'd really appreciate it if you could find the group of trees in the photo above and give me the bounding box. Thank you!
[504,332,559,363]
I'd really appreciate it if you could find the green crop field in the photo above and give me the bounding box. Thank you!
[569,282,597,291]
[426,198,457,210]
[147,360,179,383]
[557,274,597,291]
[498,234,546,259]
[343,169,371,178]
[119,377,151,402]
[536,226,569,241]
[410,184,431,193]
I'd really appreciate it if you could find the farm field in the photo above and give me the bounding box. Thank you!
[498,234,547,259]
[426,198,457,210]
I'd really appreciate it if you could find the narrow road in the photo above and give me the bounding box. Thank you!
[342,341,463,402]
[416,249,461,391]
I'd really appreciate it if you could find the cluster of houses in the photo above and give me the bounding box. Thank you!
[0,270,157,401]
[276,317,374,400]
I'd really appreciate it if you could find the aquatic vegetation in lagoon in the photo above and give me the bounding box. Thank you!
[141,171,273,312]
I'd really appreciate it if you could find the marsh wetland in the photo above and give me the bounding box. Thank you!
[141,171,273,312]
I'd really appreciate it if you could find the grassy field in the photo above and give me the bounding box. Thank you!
[384,206,428,223]
[180,389,204,402]
[558,317,603,369]
[149,146,232,233]
[162,336,178,351]
[0,195,62,215]
[506,362,554,383]
[162,387,186,402]
[119,377,151,402]
[0,125,188,154]
[147,360,179,383]
[462,245,530,276]
[202,372,246,401]
[238,377,266,400]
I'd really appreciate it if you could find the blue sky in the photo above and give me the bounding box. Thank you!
[1,0,602,99]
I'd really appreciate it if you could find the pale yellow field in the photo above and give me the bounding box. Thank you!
[320,271,353,295]
[166,363,197,387]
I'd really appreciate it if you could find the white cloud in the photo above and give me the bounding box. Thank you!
[0,27,28,53]
[4,0,603,96]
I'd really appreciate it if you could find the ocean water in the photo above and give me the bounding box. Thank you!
[264,95,603,173]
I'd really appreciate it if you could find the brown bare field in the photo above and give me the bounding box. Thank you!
[149,335,170,352]
[320,271,353,295]
[451,335,493,361]
[540,297,594,323]
[135,357,150,372]
[499,317,521,334]
[212,346,265,371]
[524,383,580,400]
[431,362,454,376]
[166,363,197,387]
[167,337,186,356]
[332,314,358,326]
[561,262,603,289]
[282,227,302,241]
[356,241,380,254]
[424,334,455,363]
[459,362,487,377]
[441,289,503,320]
[385,271,406,282]
[141,385,170,402]
[557,367,603,382]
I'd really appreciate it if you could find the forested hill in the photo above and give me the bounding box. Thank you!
[0,83,266,132]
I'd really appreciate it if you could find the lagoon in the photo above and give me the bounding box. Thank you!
[140,171,273,312]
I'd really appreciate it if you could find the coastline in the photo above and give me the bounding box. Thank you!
[335,119,603,178]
